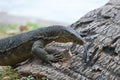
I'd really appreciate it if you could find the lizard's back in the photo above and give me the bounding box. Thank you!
[0,26,67,65]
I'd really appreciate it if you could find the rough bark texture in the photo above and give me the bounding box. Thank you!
[15,0,120,80]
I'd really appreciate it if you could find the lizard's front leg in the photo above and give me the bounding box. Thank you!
[31,40,61,65]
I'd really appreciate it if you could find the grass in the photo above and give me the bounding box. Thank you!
[0,23,45,38]
[0,66,20,80]
[0,66,48,80]
[0,24,18,38]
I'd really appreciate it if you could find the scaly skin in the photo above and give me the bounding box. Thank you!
[0,25,88,66]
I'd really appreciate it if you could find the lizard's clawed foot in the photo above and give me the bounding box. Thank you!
[46,54,63,63]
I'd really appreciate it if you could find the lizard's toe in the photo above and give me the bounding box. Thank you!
[51,57,59,62]
[54,54,63,59]
[51,54,63,62]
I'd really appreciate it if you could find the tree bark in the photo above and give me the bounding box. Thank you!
[16,0,120,80]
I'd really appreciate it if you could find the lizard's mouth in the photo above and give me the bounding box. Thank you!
[53,36,73,43]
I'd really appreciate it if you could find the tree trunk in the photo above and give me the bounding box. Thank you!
[16,0,120,80]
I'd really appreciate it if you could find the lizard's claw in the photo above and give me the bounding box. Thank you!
[53,53,63,59]
[46,54,63,63]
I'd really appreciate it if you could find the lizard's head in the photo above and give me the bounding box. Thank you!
[43,25,87,63]
[58,26,84,45]
[43,25,84,45]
